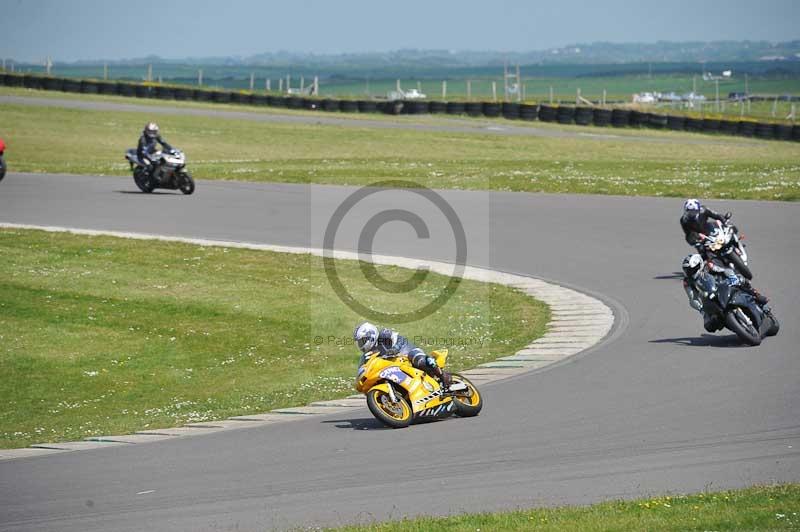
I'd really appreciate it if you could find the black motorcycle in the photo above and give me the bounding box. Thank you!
[125,147,195,195]
[695,268,779,346]
[698,218,752,279]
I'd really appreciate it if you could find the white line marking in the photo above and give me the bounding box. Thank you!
[136,490,155,495]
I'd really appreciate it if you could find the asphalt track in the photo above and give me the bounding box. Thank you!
[0,172,798,532]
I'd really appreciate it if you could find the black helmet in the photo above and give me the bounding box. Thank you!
[144,122,159,139]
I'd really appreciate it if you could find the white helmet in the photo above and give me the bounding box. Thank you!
[353,322,378,353]
[682,253,703,278]
[144,122,159,139]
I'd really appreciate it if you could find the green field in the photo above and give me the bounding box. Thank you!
[3,89,800,200]
[0,229,548,448]
[334,484,800,532]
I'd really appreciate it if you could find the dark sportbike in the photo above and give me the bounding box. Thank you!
[698,218,752,279]
[125,147,195,194]
[695,266,779,346]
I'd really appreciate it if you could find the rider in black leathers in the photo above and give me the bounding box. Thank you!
[680,198,732,254]
[137,122,172,181]
[354,322,452,388]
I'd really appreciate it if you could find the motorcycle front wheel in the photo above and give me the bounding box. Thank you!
[725,308,761,346]
[450,374,483,417]
[366,387,412,428]
[179,172,195,195]
[729,251,752,280]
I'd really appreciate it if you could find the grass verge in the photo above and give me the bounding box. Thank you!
[0,228,548,448]
[333,484,800,531]
[2,89,800,200]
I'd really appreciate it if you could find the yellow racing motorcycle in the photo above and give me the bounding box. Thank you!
[356,349,483,428]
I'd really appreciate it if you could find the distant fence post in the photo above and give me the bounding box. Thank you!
[467,80,472,101]
[576,88,580,106]
[198,69,203,86]
[396,79,401,92]
[103,62,108,80]
[279,78,283,92]
[602,89,607,106]
[442,80,446,100]
[250,72,255,91]
[286,75,290,93]
[313,76,319,96]
[417,80,422,93]
[492,81,497,102]
[549,86,553,104]
[147,64,152,82]
[300,76,305,91]
[266,79,271,91]
[772,96,778,117]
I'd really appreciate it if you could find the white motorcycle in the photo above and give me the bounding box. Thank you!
[125,148,195,195]
[698,219,752,280]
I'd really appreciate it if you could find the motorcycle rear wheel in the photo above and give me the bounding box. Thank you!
[728,251,752,280]
[0,155,6,182]
[179,172,195,195]
[725,308,761,346]
[133,168,154,193]
[450,373,483,417]
[366,387,412,428]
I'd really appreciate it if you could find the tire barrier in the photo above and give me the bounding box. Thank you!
[556,105,575,124]
[357,100,379,113]
[465,102,483,117]
[428,100,446,114]
[4,73,798,143]
[80,80,100,94]
[685,117,704,133]
[519,103,538,121]
[754,123,776,140]
[538,104,557,122]
[701,118,720,133]
[252,94,269,106]
[446,101,466,115]
[502,102,520,120]
[482,102,501,117]
[211,91,232,103]
[647,113,667,129]
[718,120,738,135]
[574,106,593,125]
[339,100,359,113]
[173,87,192,101]
[62,78,82,93]
[628,110,645,127]
[667,115,686,131]
[134,84,151,98]
[4,74,23,87]
[97,81,117,95]
[154,86,175,100]
[193,89,213,102]
[321,98,338,111]
[23,76,44,90]
[593,108,612,126]
[42,77,64,91]
[737,121,756,137]
[775,124,793,141]
[611,109,631,128]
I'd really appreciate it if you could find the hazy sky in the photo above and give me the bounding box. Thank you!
[2,0,798,62]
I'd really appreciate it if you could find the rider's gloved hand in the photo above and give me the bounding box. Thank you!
[724,212,732,221]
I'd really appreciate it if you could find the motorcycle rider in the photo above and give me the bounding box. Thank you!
[354,322,452,388]
[137,122,172,182]
[682,253,769,332]
[680,199,733,254]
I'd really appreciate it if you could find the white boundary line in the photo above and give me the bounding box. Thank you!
[0,223,614,460]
